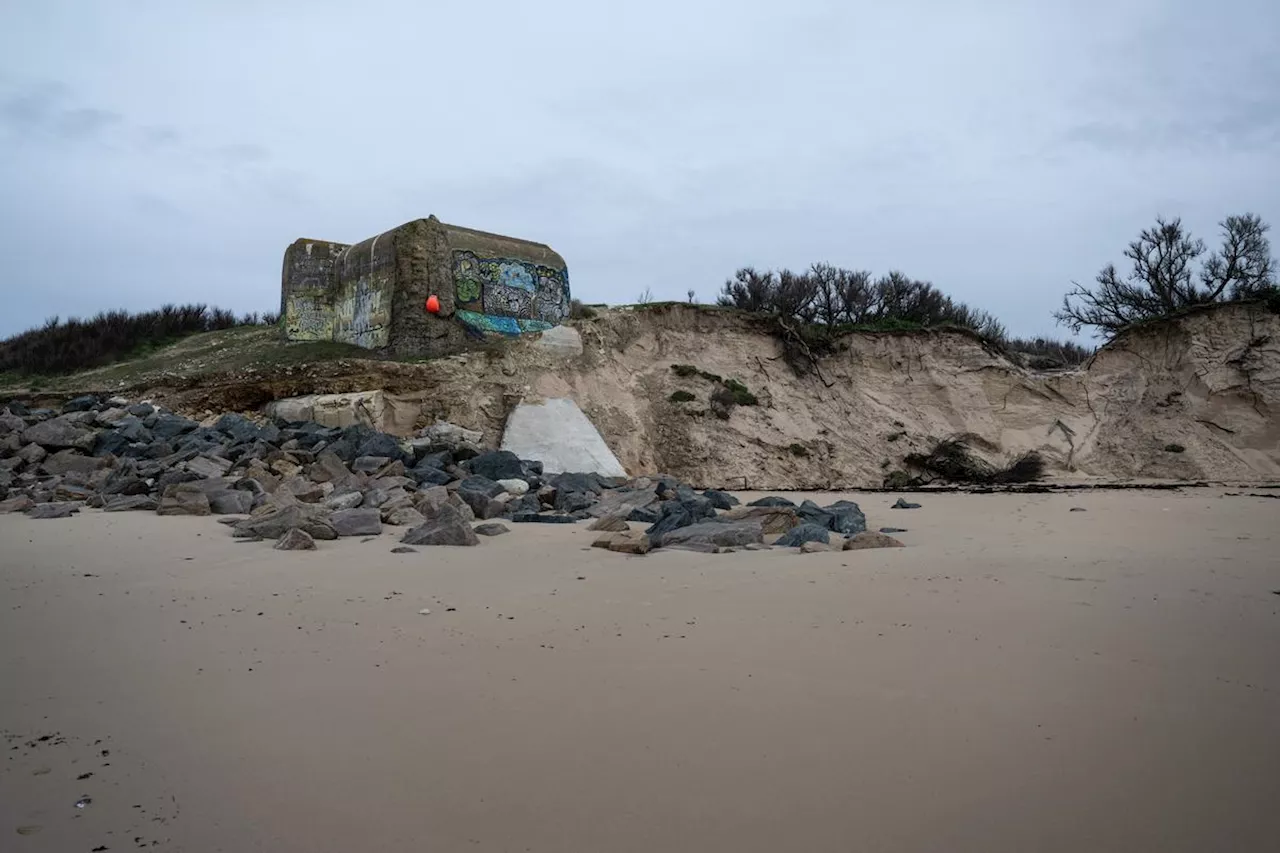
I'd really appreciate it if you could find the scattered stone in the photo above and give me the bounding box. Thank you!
[748,496,796,508]
[21,418,97,451]
[383,505,427,527]
[474,522,511,536]
[233,504,337,540]
[843,531,906,550]
[54,483,94,502]
[891,498,922,509]
[719,505,800,535]
[26,503,80,519]
[401,504,479,546]
[702,489,740,510]
[184,454,233,479]
[799,541,832,553]
[775,523,831,548]
[0,495,36,513]
[274,528,317,550]
[157,482,212,516]
[588,514,630,532]
[593,531,651,554]
[1070,507,1087,512]
[823,500,867,535]
[469,450,525,482]
[323,490,364,510]
[16,443,47,466]
[658,519,763,549]
[390,546,417,554]
[879,527,908,534]
[352,455,392,473]
[61,394,100,413]
[418,608,431,615]
[331,507,383,537]
[743,543,772,551]
[208,490,254,514]
[104,494,159,512]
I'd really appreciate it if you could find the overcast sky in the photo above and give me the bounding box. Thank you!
[1,0,1277,339]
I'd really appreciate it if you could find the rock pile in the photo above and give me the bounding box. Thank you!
[1,396,904,555]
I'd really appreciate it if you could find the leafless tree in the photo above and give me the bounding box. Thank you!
[1056,213,1276,336]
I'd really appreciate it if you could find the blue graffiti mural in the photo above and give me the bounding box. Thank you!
[456,310,555,337]
[453,250,570,330]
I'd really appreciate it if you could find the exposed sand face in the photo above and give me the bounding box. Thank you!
[2,490,1278,852]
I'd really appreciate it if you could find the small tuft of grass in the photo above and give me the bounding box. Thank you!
[569,299,597,320]
[788,443,810,457]
[671,364,699,378]
[886,431,904,442]
[668,390,696,403]
[722,378,758,406]
[1164,443,1186,453]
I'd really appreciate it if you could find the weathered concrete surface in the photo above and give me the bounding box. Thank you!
[500,398,627,478]
[266,391,420,434]
[281,216,570,359]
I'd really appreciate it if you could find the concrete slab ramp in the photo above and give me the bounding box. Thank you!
[501,398,627,477]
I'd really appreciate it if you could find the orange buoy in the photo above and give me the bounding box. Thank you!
[425,295,440,314]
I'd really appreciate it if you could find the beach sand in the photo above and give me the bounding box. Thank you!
[2,489,1278,851]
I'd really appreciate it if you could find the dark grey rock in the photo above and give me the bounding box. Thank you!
[796,500,835,530]
[213,413,261,444]
[390,546,417,554]
[414,449,454,470]
[658,519,763,548]
[149,413,199,441]
[274,528,317,550]
[26,502,80,519]
[474,522,510,536]
[879,527,908,534]
[352,455,392,473]
[104,494,159,512]
[126,403,155,417]
[409,464,452,486]
[588,487,659,519]
[823,500,867,536]
[891,498,922,509]
[774,523,831,547]
[61,395,100,413]
[331,507,383,537]
[208,490,254,514]
[557,491,596,514]
[21,418,96,451]
[401,504,479,546]
[91,431,133,458]
[157,470,203,491]
[5,400,30,417]
[1070,507,1087,512]
[512,512,578,524]
[355,431,405,462]
[554,471,606,495]
[645,496,716,539]
[627,505,662,524]
[458,475,505,498]
[467,450,525,482]
[748,496,796,508]
[702,489,740,510]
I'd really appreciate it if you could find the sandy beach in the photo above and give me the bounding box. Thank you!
[2,488,1278,852]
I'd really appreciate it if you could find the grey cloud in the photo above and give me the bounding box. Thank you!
[1,0,1277,340]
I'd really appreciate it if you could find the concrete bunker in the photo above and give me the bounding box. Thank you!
[281,216,570,357]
